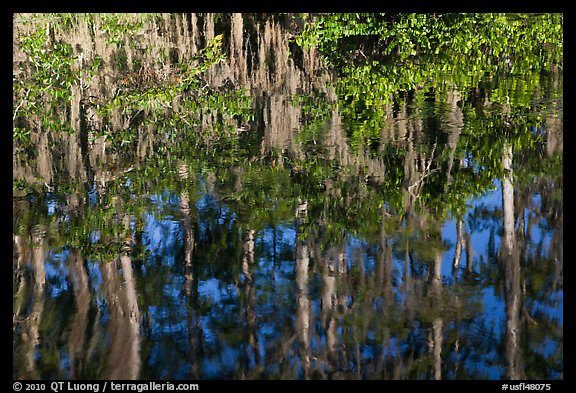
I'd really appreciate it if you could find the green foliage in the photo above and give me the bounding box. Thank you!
[84,33,253,150]
[13,25,103,141]
[13,13,250,150]
[292,90,335,148]
[101,14,146,47]
[296,13,562,146]
[294,13,562,220]
[14,28,76,135]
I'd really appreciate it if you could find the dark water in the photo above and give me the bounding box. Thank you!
[13,14,562,380]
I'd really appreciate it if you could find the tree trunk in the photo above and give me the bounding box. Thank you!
[295,238,311,379]
[445,89,463,184]
[67,250,91,378]
[433,317,443,380]
[101,215,141,380]
[453,220,463,271]
[242,229,260,369]
[20,233,47,379]
[501,143,525,380]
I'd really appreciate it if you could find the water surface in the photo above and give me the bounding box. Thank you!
[13,13,562,380]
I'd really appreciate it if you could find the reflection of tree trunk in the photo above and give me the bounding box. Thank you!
[36,132,54,187]
[320,246,338,365]
[230,13,247,86]
[550,218,563,293]
[432,317,443,380]
[242,229,255,284]
[67,85,90,185]
[20,233,47,379]
[445,89,463,184]
[179,173,195,297]
[242,229,260,368]
[67,250,91,379]
[379,207,394,305]
[403,137,418,212]
[429,247,444,380]
[516,190,526,247]
[399,98,418,212]
[465,231,473,273]
[502,145,515,252]
[13,268,27,330]
[432,245,443,288]
[501,143,525,380]
[544,116,563,157]
[13,235,28,331]
[295,239,311,379]
[137,123,155,161]
[323,273,338,360]
[453,220,463,271]
[403,248,414,319]
[178,165,200,378]
[295,199,312,379]
[101,215,141,380]
[403,119,434,213]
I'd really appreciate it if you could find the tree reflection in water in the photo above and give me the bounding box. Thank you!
[13,13,562,380]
